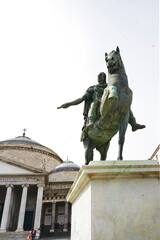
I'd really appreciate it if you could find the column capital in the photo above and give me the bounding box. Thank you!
[5,184,13,188]
[21,184,29,188]
[37,184,45,188]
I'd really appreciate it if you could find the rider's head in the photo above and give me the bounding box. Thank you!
[97,72,106,84]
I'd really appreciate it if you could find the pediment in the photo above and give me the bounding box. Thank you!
[0,161,33,174]
[0,157,43,174]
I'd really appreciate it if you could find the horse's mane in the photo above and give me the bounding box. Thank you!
[109,50,126,73]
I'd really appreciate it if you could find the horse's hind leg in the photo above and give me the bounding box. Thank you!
[117,112,129,160]
[97,141,110,161]
[83,138,95,165]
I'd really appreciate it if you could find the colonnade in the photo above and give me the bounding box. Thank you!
[0,183,44,233]
[50,201,70,231]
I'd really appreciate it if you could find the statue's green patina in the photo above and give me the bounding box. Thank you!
[58,47,145,164]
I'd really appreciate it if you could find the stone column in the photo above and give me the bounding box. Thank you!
[64,202,69,231]
[34,184,44,237]
[16,184,29,232]
[50,201,56,232]
[0,184,13,232]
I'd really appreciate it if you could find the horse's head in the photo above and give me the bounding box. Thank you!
[105,47,125,74]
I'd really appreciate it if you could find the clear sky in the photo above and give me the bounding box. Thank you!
[0,0,159,167]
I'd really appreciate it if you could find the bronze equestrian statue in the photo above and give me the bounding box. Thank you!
[57,47,145,164]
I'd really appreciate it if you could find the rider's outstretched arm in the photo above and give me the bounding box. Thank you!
[57,96,85,109]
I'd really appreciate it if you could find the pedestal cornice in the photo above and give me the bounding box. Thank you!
[67,160,160,203]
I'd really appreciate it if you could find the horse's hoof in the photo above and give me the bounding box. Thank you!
[132,124,146,132]
[117,158,123,161]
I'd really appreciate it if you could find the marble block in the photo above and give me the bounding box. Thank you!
[67,160,160,240]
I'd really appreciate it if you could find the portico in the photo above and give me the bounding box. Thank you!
[42,198,71,234]
[0,175,45,233]
[0,134,80,239]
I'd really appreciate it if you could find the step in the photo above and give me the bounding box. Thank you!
[0,231,28,240]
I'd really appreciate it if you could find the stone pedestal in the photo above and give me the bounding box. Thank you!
[67,160,160,240]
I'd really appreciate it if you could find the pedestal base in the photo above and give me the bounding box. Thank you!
[67,160,160,240]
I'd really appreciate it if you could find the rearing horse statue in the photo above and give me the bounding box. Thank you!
[83,46,132,164]
[57,47,145,165]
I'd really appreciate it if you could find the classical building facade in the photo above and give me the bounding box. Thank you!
[0,134,80,237]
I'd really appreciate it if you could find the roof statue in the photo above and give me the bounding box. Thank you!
[58,47,145,165]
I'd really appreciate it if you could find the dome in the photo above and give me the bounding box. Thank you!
[0,135,63,172]
[48,160,80,182]
[52,161,80,173]
[1,136,50,147]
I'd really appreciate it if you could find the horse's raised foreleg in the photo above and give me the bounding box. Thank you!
[83,138,95,165]
[96,141,110,161]
[108,86,118,100]
[117,112,129,160]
